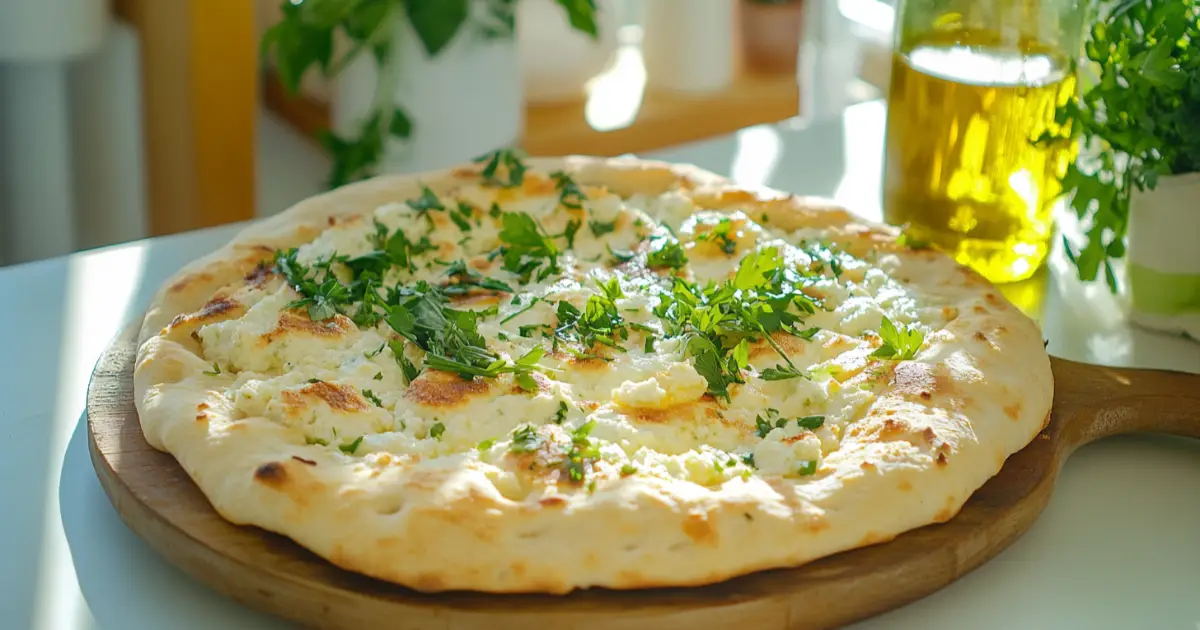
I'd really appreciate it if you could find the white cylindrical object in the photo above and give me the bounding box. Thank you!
[333,15,522,176]
[642,0,738,93]
[1125,171,1200,342]
[0,0,108,61]
[518,0,622,105]
[0,63,77,264]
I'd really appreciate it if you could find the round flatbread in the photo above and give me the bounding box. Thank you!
[133,154,1052,594]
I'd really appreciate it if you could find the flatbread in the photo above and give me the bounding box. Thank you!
[133,155,1052,594]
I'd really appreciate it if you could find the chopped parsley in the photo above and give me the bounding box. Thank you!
[796,415,825,430]
[203,362,221,376]
[361,389,383,407]
[475,148,527,187]
[796,460,818,476]
[276,248,352,321]
[871,316,924,360]
[498,211,561,282]
[339,436,363,454]
[755,409,825,436]
[477,438,495,451]
[620,463,637,475]
[553,279,630,354]
[589,219,617,237]
[439,259,514,294]
[565,420,600,483]
[384,282,552,389]
[646,236,688,269]
[553,400,569,424]
[760,364,805,380]
[450,202,475,232]
[697,218,738,254]
[652,247,823,400]
[429,422,446,440]
[509,425,542,453]
[305,435,329,446]
[406,185,445,213]
[500,296,542,324]
[551,170,587,209]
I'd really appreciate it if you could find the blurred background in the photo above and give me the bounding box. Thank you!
[0,0,899,267]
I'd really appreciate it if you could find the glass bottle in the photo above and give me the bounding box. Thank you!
[882,0,1088,284]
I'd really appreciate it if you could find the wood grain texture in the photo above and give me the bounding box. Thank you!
[113,0,257,237]
[86,325,1200,630]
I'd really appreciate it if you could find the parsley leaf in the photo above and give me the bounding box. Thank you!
[361,389,383,407]
[871,316,924,360]
[760,364,805,380]
[550,170,587,209]
[339,436,364,455]
[588,219,617,236]
[509,424,543,453]
[565,420,599,482]
[406,185,445,213]
[696,218,737,254]
[429,422,446,440]
[439,259,514,294]
[646,236,688,269]
[499,211,561,282]
[796,415,825,430]
[474,148,527,187]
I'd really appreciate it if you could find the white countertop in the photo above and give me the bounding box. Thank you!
[2,101,1198,629]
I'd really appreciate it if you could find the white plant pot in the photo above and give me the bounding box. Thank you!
[332,15,522,175]
[1125,171,1200,341]
[517,0,621,105]
[642,0,739,93]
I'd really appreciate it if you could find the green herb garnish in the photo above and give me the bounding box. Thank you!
[509,425,542,453]
[339,436,364,455]
[646,236,688,269]
[361,389,383,407]
[565,420,600,483]
[429,422,446,440]
[551,170,587,209]
[871,316,924,360]
[589,219,617,236]
[476,148,527,187]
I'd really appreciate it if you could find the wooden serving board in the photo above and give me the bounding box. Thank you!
[87,324,1200,630]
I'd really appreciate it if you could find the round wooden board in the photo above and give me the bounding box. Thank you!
[87,323,1064,630]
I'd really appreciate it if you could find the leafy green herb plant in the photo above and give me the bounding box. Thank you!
[262,0,599,188]
[1043,0,1199,291]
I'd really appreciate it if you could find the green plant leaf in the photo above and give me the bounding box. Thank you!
[389,107,413,138]
[405,0,469,56]
[554,0,599,38]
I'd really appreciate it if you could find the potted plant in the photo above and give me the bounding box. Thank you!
[739,0,805,74]
[261,0,599,188]
[1051,0,1200,339]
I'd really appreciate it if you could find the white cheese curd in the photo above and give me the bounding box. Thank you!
[195,165,962,486]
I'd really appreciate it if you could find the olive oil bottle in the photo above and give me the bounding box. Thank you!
[883,3,1085,284]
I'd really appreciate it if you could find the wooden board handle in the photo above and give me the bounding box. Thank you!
[1051,356,1200,449]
